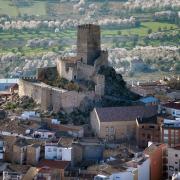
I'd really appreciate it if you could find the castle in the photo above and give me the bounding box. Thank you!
[19,24,108,112]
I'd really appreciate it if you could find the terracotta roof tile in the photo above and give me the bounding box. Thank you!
[37,160,70,170]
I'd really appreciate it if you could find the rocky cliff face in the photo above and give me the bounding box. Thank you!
[98,65,140,107]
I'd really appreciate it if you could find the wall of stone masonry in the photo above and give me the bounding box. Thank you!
[56,90,95,113]
[19,79,42,104]
[19,79,95,112]
[76,61,95,80]
[94,50,108,70]
[93,74,105,96]
[36,66,57,81]
[77,24,101,65]
[56,59,75,81]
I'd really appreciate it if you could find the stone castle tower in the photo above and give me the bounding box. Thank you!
[77,24,101,65]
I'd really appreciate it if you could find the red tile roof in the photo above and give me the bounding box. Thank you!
[95,105,158,122]
[37,160,70,170]
[163,101,180,110]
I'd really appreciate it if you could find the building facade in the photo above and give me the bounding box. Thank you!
[144,143,167,180]
[167,147,180,179]
[136,116,161,148]
[161,119,180,148]
[91,106,158,141]
[45,142,72,162]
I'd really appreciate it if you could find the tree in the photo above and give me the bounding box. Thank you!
[147,28,152,34]
[143,37,149,45]
[118,30,122,35]
[158,27,162,32]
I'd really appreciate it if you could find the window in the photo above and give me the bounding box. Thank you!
[142,133,145,137]
[171,130,175,135]
[53,148,57,152]
[106,127,109,132]
[110,127,114,133]
[169,166,174,171]
[48,148,51,152]
[175,154,178,157]
[147,134,151,139]
[164,129,168,135]
[149,126,154,129]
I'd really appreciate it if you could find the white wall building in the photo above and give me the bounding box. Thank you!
[94,155,150,180]
[45,142,72,161]
[33,129,55,139]
[167,147,180,179]
[21,111,40,121]
[0,139,4,160]
[162,102,180,118]
[137,157,150,180]
[94,171,134,180]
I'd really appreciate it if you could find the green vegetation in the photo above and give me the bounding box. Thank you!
[0,20,179,55]
[48,77,81,92]
[0,0,46,17]
[119,22,178,36]
[4,102,17,110]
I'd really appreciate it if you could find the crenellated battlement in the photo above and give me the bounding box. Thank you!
[78,24,99,30]
[21,76,37,82]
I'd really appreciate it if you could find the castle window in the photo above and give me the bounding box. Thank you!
[147,134,151,139]
[74,75,77,80]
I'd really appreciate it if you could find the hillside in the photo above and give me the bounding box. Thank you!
[0,0,179,79]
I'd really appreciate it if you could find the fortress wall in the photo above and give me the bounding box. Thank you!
[40,87,52,111]
[19,80,42,104]
[36,66,57,81]
[77,62,95,80]
[93,74,105,96]
[51,89,62,112]
[60,91,95,112]
[57,60,74,81]
[19,81,96,113]
[94,50,108,70]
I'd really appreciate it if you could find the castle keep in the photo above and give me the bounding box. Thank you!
[19,24,108,112]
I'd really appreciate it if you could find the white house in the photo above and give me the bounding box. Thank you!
[45,141,72,161]
[51,119,60,125]
[0,138,4,160]
[167,147,180,179]
[21,111,40,121]
[162,102,180,117]
[94,171,134,180]
[93,154,150,180]
[33,129,55,139]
